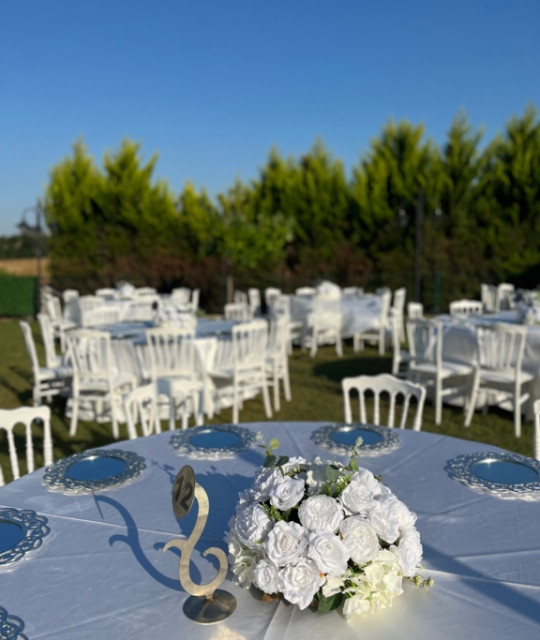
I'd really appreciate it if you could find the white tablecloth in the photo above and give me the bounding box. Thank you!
[1,423,539,638]
[290,295,382,339]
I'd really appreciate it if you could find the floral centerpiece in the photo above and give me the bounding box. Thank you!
[227,438,432,618]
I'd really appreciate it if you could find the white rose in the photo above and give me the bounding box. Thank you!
[234,503,273,548]
[280,456,308,473]
[363,549,404,598]
[340,516,380,566]
[264,520,308,567]
[390,529,423,577]
[370,496,416,543]
[270,475,305,511]
[246,468,279,503]
[340,470,381,516]
[307,532,349,576]
[298,495,344,533]
[278,557,325,610]
[253,559,280,594]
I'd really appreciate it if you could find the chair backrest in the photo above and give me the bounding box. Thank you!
[232,319,268,372]
[136,287,158,297]
[475,323,527,373]
[449,299,483,316]
[123,384,162,439]
[407,302,424,319]
[62,289,79,304]
[268,294,291,320]
[406,318,442,367]
[392,287,406,314]
[248,288,261,316]
[267,316,289,359]
[342,373,426,431]
[46,295,64,326]
[342,286,363,297]
[295,286,316,297]
[95,288,116,299]
[265,287,282,308]
[66,329,115,385]
[379,289,392,323]
[19,321,41,378]
[171,287,191,305]
[481,283,497,313]
[225,302,252,321]
[37,313,61,368]
[0,406,53,485]
[233,290,248,305]
[190,288,200,312]
[534,399,540,461]
[146,326,197,380]
[496,283,515,311]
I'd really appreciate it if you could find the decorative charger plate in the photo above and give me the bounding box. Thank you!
[43,449,147,494]
[445,452,540,500]
[0,606,28,640]
[0,507,49,567]
[170,424,256,460]
[311,423,399,456]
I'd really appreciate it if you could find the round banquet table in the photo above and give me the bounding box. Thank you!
[1,422,540,639]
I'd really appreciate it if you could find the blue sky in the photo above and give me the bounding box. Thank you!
[1,0,539,236]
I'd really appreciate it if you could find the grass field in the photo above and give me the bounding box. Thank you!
[0,319,535,483]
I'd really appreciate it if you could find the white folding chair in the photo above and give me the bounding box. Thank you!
[146,326,204,429]
[248,288,262,316]
[0,406,53,486]
[66,329,137,438]
[171,287,191,305]
[496,283,515,311]
[264,287,282,310]
[211,319,272,423]
[407,302,424,319]
[224,302,252,321]
[37,312,68,369]
[306,298,343,358]
[406,318,474,425]
[464,323,533,437]
[269,294,303,354]
[353,289,391,355]
[19,321,71,406]
[123,384,163,439]
[342,373,426,431]
[481,284,497,313]
[266,317,291,411]
[449,299,483,316]
[45,295,76,352]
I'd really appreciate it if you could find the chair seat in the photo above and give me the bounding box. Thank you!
[478,369,534,386]
[411,360,472,378]
[40,365,72,381]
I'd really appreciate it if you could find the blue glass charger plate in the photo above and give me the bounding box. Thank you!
[0,606,28,639]
[0,508,49,567]
[311,423,399,456]
[170,424,256,459]
[43,449,146,494]
[445,452,540,500]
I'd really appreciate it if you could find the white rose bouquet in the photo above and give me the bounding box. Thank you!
[227,438,432,618]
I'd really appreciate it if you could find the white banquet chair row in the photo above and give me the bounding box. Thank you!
[449,299,483,316]
[353,288,391,355]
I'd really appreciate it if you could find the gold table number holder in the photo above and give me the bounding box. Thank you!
[164,465,237,624]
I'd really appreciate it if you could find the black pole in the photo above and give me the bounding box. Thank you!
[414,190,423,303]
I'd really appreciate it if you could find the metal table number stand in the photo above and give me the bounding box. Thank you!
[164,465,237,623]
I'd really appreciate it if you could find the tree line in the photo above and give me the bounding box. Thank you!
[40,106,540,312]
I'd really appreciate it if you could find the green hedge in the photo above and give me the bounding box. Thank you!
[0,275,37,316]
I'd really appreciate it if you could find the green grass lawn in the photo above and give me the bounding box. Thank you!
[0,319,535,483]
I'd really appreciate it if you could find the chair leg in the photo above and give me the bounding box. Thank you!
[283,363,291,401]
[273,368,280,412]
[464,373,480,427]
[261,376,272,418]
[435,379,442,426]
[336,333,343,358]
[514,389,522,438]
[69,398,79,437]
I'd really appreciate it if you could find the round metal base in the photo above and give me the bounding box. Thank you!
[183,590,237,624]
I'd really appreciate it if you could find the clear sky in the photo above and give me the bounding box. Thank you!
[1,0,539,236]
